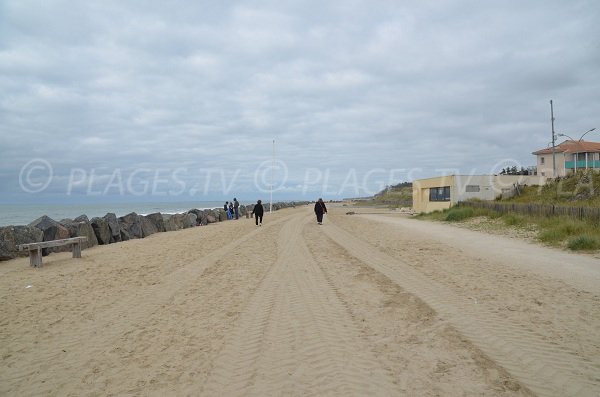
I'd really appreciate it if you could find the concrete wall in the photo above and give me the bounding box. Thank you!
[453,175,547,202]
[413,175,547,213]
[536,152,567,177]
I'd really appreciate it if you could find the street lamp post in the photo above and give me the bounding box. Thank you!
[270,139,274,214]
[580,128,597,170]
[557,128,596,173]
[579,127,597,141]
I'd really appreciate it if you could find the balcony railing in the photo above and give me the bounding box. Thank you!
[564,160,600,169]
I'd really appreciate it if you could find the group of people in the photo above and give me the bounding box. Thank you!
[223,198,264,226]
[223,198,328,227]
[224,198,240,220]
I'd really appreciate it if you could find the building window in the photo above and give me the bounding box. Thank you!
[465,185,480,193]
[540,157,545,164]
[429,186,450,201]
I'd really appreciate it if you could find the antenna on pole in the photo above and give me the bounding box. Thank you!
[550,100,556,178]
[270,139,274,213]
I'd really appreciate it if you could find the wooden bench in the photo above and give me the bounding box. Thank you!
[18,236,88,268]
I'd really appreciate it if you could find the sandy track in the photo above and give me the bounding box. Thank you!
[201,213,399,396]
[327,210,599,397]
[1,205,596,396]
[360,214,600,293]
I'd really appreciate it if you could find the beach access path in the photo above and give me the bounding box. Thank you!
[1,205,598,396]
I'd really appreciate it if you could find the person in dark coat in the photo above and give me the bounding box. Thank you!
[233,198,240,219]
[251,199,264,226]
[314,198,327,225]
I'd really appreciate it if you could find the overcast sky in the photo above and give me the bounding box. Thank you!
[1,0,598,202]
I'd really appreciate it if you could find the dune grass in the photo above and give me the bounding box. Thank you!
[567,235,600,251]
[418,206,600,252]
[444,207,474,222]
[502,214,525,226]
[506,170,600,206]
[361,182,413,208]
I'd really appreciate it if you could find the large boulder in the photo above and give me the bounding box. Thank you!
[91,217,111,245]
[61,217,98,249]
[140,216,158,237]
[163,214,186,232]
[0,227,19,260]
[29,215,70,241]
[118,212,142,239]
[206,209,219,223]
[29,215,71,254]
[145,212,166,233]
[74,214,90,223]
[163,214,176,232]
[120,228,130,242]
[184,213,197,228]
[187,209,203,226]
[0,225,44,261]
[75,222,98,249]
[199,209,217,225]
[206,213,217,223]
[196,210,207,226]
[103,213,121,243]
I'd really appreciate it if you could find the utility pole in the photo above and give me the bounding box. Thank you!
[550,100,556,177]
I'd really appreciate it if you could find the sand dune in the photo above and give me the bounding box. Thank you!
[1,205,598,396]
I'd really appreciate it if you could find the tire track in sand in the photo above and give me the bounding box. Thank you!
[201,213,400,396]
[2,215,291,395]
[322,220,599,397]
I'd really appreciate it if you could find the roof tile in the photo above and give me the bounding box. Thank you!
[532,140,600,155]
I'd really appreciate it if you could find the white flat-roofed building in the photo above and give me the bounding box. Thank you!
[412,174,547,213]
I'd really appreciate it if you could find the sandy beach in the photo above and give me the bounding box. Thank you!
[1,205,599,396]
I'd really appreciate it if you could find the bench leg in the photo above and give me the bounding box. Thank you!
[30,248,42,268]
[72,242,82,258]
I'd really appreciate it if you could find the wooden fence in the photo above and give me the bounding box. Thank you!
[457,201,600,223]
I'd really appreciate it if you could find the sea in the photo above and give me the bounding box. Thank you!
[0,201,247,227]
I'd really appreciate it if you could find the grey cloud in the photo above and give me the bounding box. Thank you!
[1,0,599,202]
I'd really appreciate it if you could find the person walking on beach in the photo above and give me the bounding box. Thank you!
[252,199,264,226]
[224,201,232,220]
[314,198,327,225]
[233,198,240,220]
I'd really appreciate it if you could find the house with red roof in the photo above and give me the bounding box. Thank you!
[532,140,600,177]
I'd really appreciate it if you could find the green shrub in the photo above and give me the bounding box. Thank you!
[416,209,446,220]
[567,235,600,251]
[503,214,525,226]
[538,229,567,244]
[487,210,502,219]
[445,207,474,222]
[557,220,588,236]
